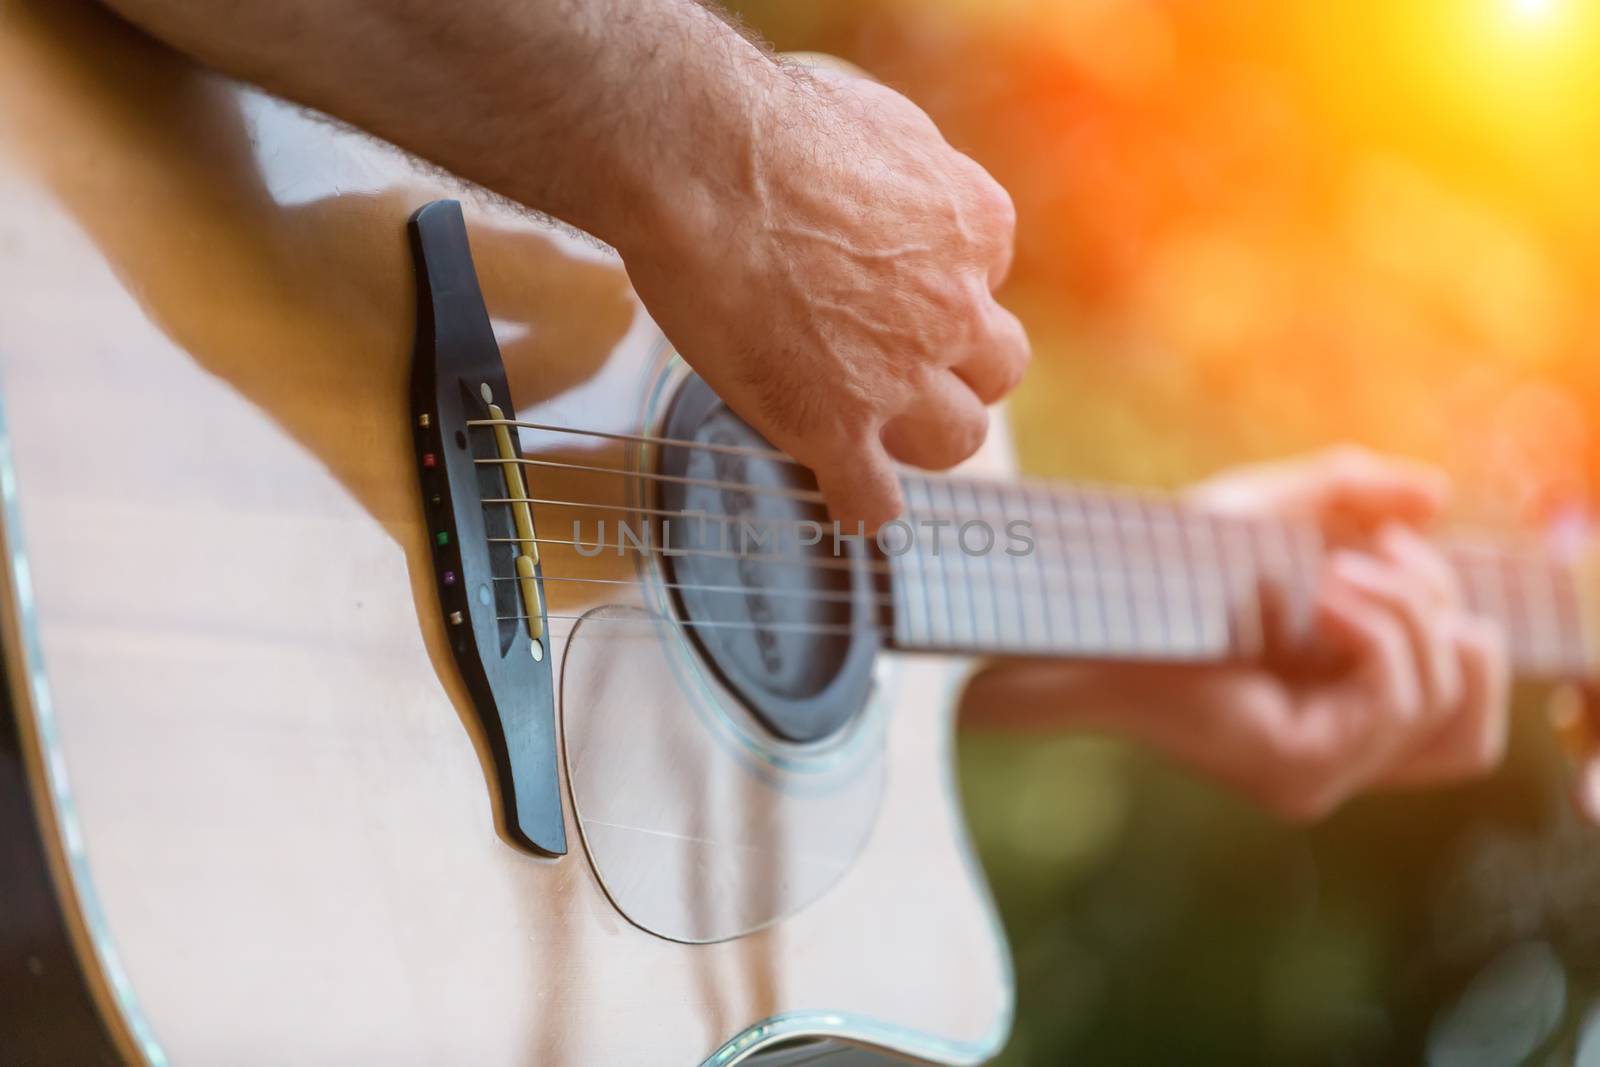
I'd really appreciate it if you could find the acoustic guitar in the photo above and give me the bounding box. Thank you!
[2,4,1593,1065]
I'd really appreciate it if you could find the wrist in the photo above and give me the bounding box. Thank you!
[598,52,802,267]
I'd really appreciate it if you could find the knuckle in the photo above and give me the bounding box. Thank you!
[995,310,1030,380]
[980,177,1017,235]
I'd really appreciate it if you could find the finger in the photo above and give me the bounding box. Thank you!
[881,370,989,470]
[809,435,904,533]
[1330,550,1463,715]
[1312,445,1451,529]
[1185,445,1449,529]
[1314,573,1422,771]
[951,299,1029,405]
[1382,616,1510,787]
[968,659,1344,819]
[1376,523,1461,611]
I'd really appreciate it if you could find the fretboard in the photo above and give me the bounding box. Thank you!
[888,473,1595,680]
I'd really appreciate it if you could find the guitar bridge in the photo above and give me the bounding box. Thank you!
[407,199,565,857]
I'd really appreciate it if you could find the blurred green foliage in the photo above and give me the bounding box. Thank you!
[725,1,1600,1062]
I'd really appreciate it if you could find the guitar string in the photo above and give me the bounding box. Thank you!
[523,572,891,606]
[467,418,1211,520]
[464,418,1575,571]
[469,417,1246,507]
[500,610,1155,659]
[505,571,1585,668]
[467,434,1323,647]
[489,538,1584,662]
[465,417,791,463]
[479,500,1290,577]
[456,423,1584,660]
[479,490,1294,548]
[473,482,1576,596]
[472,515,1575,647]
[481,532,1313,593]
[467,424,1586,600]
[505,611,890,639]
[474,455,827,504]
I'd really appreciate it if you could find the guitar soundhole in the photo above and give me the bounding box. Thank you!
[658,376,881,744]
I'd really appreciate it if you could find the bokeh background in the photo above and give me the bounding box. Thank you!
[727,2,1600,1063]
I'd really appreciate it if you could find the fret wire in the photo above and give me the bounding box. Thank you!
[1058,487,1107,654]
[1216,513,1263,659]
[914,479,956,650]
[967,481,1007,649]
[1153,503,1202,656]
[1106,497,1144,653]
[996,482,1031,650]
[940,483,979,652]
[1139,499,1179,654]
[1121,496,1168,655]
[1090,492,1139,653]
[1021,486,1061,651]
[1200,516,1228,654]
[1213,515,1244,655]
[902,479,934,646]
[893,515,919,648]
[941,478,978,650]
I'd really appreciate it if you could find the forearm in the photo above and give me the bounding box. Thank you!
[99,0,784,254]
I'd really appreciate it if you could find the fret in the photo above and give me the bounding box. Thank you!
[1004,486,1043,652]
[888,484,929,648]
[1212,513,1264,659]
[1176,509,1231,657]
[900,478,948,649]
[960,481,1008,651]
[1082,491,1137,653]
[1109,495,1169,656]
[1143,500,1201,657]
[1053,488,1108,654]
[937,479,980,650]
[1025,485,1072,652]
[986,483,1033,652]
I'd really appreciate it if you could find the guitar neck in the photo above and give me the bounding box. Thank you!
[887,472,1595,681]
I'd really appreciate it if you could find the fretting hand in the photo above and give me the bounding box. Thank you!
[964,447,1513,821]
[97,0,1026,530]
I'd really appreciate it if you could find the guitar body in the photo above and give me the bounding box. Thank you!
[0,3,1011,1065]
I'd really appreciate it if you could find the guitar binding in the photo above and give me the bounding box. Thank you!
[406,199,566,857]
